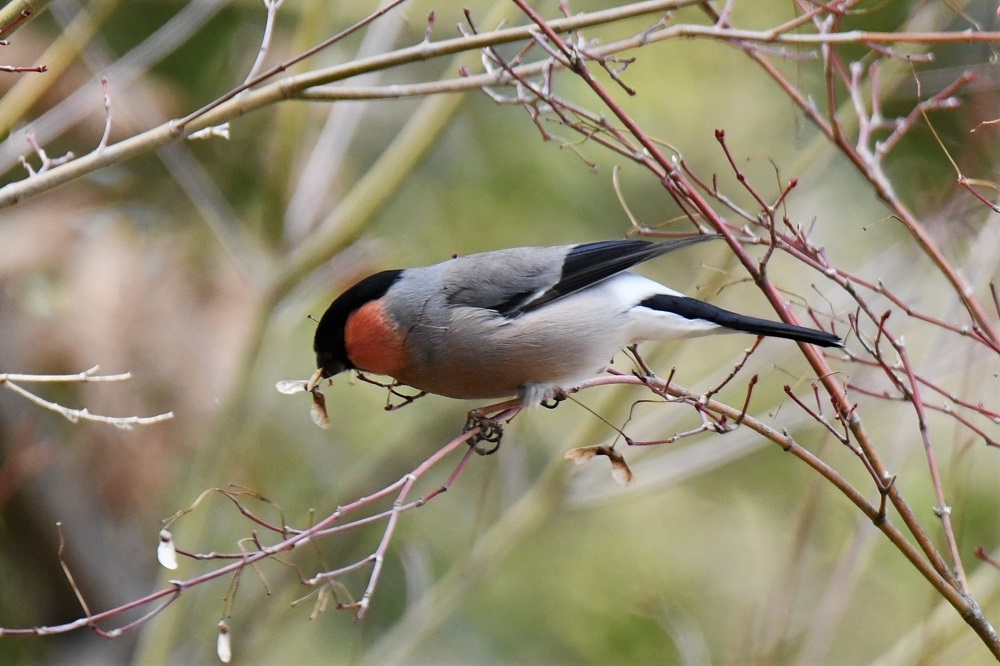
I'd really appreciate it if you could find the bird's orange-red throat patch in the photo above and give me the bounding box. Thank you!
[343,299,409,377]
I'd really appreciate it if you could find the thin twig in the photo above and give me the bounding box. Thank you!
[0,366,173,429]
[241,0,285,86]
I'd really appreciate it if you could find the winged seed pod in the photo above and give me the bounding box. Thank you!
[217,621,232,663]
[157,529,178,570]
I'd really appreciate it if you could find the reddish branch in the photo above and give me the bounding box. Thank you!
[507,0,997,656]
[703,2,998,344]
[0,426,482,638]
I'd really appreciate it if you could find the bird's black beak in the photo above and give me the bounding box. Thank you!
[307,356,345,392]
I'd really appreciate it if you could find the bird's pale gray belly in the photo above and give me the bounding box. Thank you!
[397,303,626,399]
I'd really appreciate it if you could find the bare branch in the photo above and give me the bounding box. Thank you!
[0,367,173,429]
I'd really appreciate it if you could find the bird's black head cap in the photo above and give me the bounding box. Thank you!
[314,269,403,377]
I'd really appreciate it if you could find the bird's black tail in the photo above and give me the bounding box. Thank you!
[640,294,842,348]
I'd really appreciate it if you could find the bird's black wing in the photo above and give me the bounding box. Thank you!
[514,235,718,315]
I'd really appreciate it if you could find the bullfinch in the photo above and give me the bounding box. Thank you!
[312,236,841,407]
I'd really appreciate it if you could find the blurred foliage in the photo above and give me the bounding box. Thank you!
[0,0,998,664]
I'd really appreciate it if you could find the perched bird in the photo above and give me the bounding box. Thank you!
[312,236,841,407]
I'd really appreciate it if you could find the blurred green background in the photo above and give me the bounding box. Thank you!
[1,0,998,663]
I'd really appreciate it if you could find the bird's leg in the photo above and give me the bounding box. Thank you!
[463,399,522,455]
[540,388,569,410]
[464,409,503,455]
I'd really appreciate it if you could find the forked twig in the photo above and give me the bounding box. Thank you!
[0,366,173,429]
